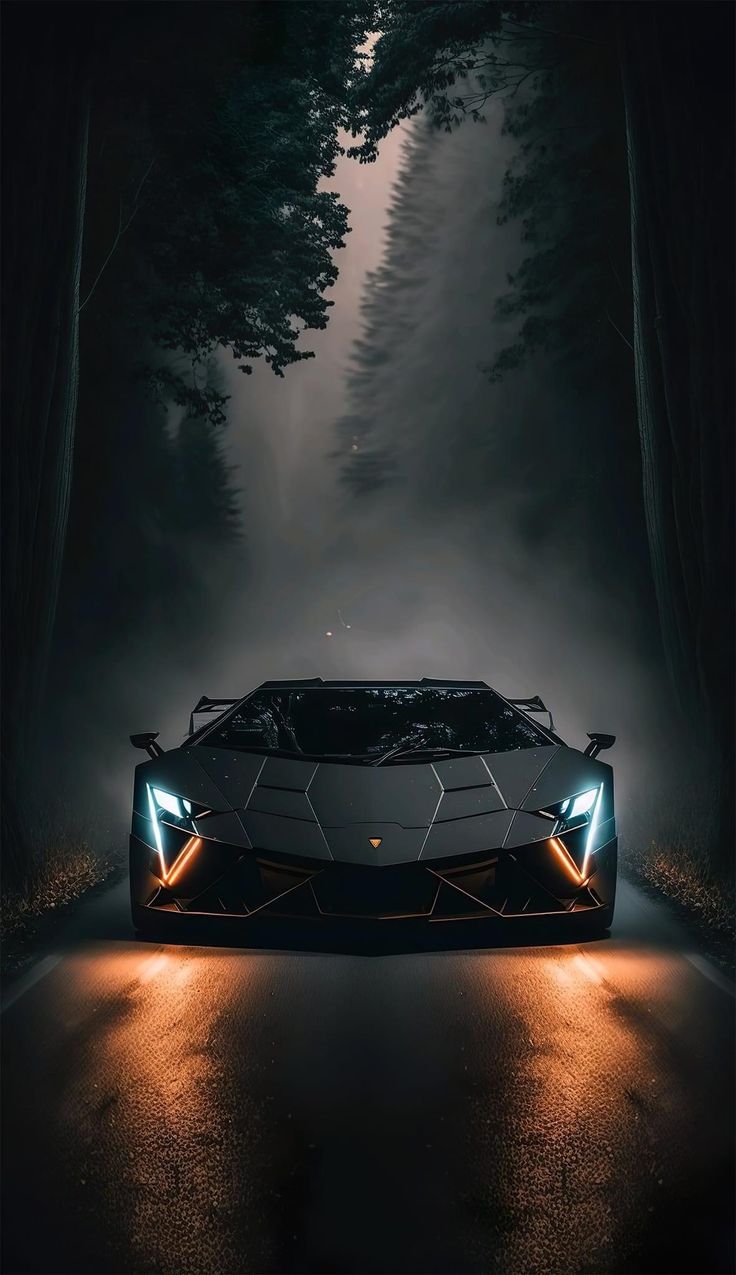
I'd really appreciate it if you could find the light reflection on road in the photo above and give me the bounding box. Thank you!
[2,898,734,1275]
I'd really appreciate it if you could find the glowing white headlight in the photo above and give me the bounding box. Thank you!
[153,788,183,818]
[570,788,598,818]
[537,784,607,881]
[146,785,199,875]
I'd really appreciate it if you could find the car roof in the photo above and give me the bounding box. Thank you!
[254,679,492,689]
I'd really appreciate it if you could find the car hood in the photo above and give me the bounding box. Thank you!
[137,744,612,865]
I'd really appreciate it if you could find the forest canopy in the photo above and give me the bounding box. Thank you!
[342,0,734,863]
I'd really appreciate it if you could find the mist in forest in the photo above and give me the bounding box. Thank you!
[187,99,670,831]
[4,2,731,904]
[47,82,675,852]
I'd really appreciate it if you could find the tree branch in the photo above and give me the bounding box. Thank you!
[503,18,603,47]
[77,159,155,315]
[608,251,627,296]
[605,308,634,351]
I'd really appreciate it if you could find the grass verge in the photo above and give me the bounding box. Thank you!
[1,814,124,973]
[622,839,734,973]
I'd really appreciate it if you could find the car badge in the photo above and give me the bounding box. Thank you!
[369,837,382,848]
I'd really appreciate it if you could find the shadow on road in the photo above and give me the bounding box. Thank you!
[101,910,612,958]
[46,876,693,963]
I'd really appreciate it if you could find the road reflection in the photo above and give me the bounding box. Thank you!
[461,944,732,1274]
[50,944,276,1275]
[3,920,733,1275]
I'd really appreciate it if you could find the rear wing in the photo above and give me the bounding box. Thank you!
[508,695,556,735]
[188,696,240,737]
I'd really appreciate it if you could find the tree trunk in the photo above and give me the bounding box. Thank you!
[618,1,734,863]
[1,8,91,883]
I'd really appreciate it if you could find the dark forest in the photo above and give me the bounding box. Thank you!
[3,0,733,918]
[1,4,735,1275]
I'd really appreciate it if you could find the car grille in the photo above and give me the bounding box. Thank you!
[161,843,603,921]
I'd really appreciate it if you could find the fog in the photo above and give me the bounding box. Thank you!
[155,98,673,827]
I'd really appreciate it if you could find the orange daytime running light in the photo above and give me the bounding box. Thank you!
[164,836,203,886]
[548,836,584,886]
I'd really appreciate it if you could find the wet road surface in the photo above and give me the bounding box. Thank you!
[2,878,734,1275]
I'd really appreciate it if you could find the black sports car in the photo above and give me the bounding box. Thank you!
[129,679,617,936]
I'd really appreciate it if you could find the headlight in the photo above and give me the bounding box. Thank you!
[537,784,605,878]
[569,788,598,818]
[146,785,209,883]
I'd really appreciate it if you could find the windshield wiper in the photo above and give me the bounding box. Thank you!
[371,734,429,767]
[371,739,483,766]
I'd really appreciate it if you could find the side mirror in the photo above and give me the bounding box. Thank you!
[130,732,165,759]
[584,732,616,759]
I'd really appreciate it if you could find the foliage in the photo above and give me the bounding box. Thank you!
[334,125,437,492]
[351,3,630,390]
[1,806,119,947]
[59,357,241,671]
[84,2,373,420]
[350,0,537,162]
[175,417,242,550]
[483,6,632,392]
[622,770,734,968]
[341,4,637,505]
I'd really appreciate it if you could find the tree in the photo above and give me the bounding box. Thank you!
[49,357,245,799]
[1,1,372,882]
[617,1,734,852]
[483,10,632,389]
[349,0,530,162]
[351,0,735,863]
[335,125,438,493]
[477,10,652,601]
[84,2,374,417]
[1,4,93,880]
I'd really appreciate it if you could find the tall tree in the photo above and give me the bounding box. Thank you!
[617,1,734,817]
[351,0,735,861]
[1,4,92,877]
[335,126,438,493]
[1,1,372,880]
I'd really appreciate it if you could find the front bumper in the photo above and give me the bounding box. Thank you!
[130,833,617,923]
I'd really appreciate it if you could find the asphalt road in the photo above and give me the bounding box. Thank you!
[2,877,734,1275]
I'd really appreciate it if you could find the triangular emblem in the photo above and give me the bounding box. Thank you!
[369,837,382,848]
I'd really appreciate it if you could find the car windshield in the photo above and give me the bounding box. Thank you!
[198,686,549,760]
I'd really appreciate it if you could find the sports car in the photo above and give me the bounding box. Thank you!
[129,679,617,936]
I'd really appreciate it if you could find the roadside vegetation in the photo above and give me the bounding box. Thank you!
[1,844,106,939]
[626,846,732,938]
[621,780,734,969]
[1,810,124,967]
